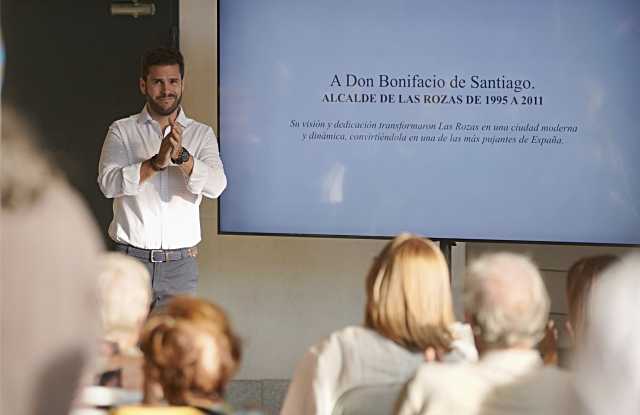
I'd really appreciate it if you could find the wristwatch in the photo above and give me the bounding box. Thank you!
[172,147,190,165]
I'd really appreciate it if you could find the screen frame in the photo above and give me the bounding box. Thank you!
[215,0,639,248]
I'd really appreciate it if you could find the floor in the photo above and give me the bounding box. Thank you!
[227,379,290,415]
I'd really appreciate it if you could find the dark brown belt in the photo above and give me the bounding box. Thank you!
[117,244,198,263]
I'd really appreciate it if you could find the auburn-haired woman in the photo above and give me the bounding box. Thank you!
[565,255,618,345]
[133,296,259,415]
[281,234,477,415]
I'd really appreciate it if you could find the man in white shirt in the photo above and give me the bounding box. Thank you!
[98,47,226,309]
[396,252,551,415]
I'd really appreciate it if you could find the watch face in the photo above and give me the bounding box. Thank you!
[180,147,190,163]
[172,147,190,165]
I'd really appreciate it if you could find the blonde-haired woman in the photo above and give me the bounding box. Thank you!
[281,234,477,415]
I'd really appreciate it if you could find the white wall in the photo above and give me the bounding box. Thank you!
[180,0,637,380]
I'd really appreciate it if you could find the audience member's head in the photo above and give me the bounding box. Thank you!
[574,253,640,415]
[565,254,617,344]
[98,252,152,354]
[162,295,242,364]
[139,296,241,406]
[1,107,103,415]
[464,253,549,351]
[364,233,454,352]
[1,107,59,210]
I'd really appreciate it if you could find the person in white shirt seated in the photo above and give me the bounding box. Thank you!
[280,234,478,415]
[94,252,153,390]
[396,252,550,415]
[75,253,153,413]
[476,255,619,415]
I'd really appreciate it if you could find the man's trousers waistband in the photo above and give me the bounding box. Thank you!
[116,243,198,263]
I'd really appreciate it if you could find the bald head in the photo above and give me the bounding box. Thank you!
[464,252,550,349]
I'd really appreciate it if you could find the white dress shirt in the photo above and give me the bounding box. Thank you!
[280,324,477,415]
[98,106,226,249]
[479,367,577,415]
[397,349,542,415]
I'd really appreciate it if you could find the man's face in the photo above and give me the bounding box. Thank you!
[139,64,183,116]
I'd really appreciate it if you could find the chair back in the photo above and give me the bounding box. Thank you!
[110,406,204,415]
[331,383,404,415]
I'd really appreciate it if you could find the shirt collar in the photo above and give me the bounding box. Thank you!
[137,105,193,127]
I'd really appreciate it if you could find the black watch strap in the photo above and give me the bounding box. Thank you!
[172,147,190,165]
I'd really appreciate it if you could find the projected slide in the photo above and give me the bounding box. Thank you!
[219,0,640,244]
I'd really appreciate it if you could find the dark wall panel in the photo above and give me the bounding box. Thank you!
[2,0,179,241]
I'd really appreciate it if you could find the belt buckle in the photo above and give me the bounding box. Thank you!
[150,249,165,263]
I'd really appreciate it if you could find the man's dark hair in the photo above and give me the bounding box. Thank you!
[141,48,185,80]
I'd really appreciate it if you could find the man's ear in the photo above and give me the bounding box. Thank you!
[139,77,146,96]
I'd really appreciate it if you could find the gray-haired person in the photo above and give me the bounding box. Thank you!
[397,252,551,415]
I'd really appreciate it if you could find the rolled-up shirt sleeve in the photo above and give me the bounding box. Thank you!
[186,127,227,198]
[97,123,143,198]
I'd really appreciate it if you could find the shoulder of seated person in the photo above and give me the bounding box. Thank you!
[328,326,406,348]
[408,362,467,394]
[308,326,370,352]
[316,326,376,343]
[308,326,393,356]
[449,322,473,338]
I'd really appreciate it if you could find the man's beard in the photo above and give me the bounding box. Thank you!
[146,92,182,116]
